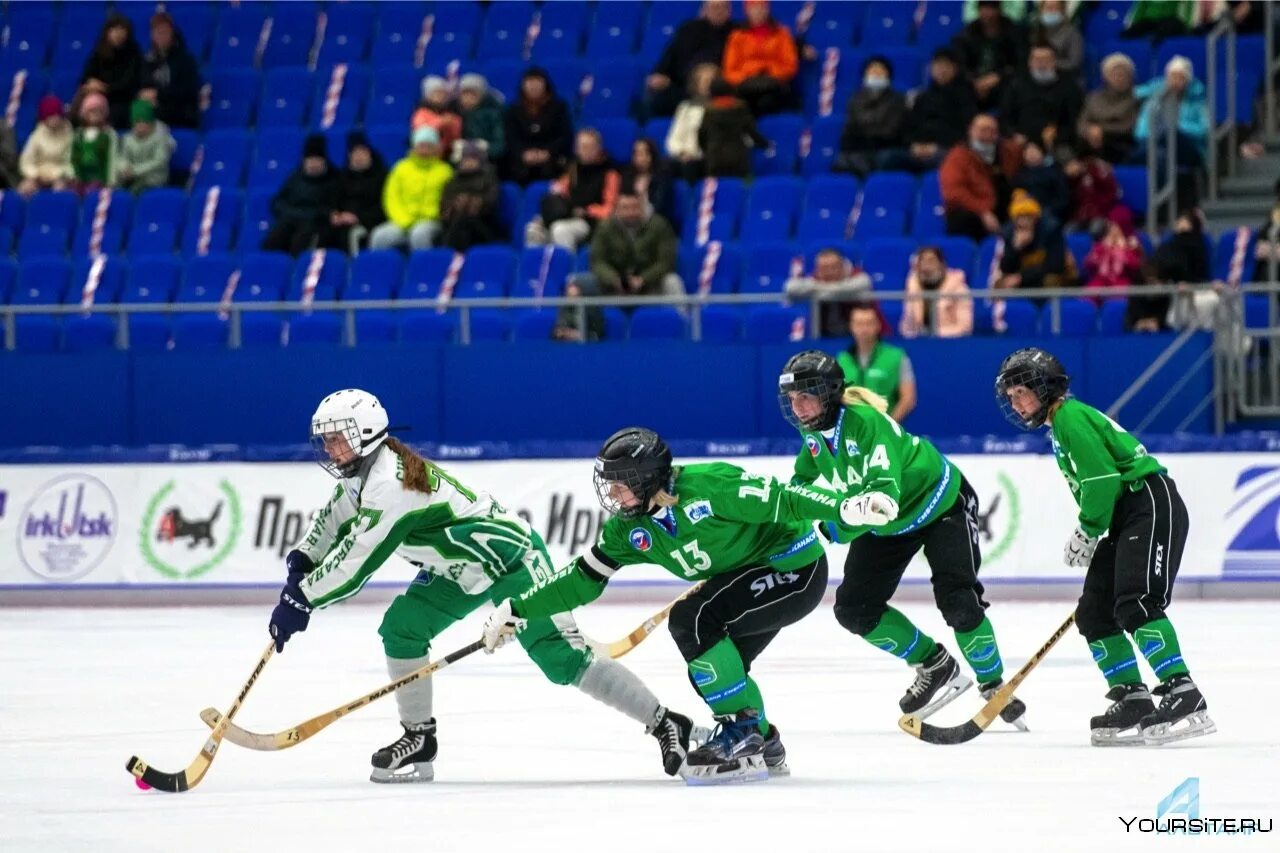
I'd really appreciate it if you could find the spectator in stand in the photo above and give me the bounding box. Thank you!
[1077,53,1140,165]
[71,93,118,193]
[1064,151,1126,237]
[261,134,339,256]
[570,191,684,302]
[1135,209,1209,332]
[413,76,463,160]
[1254,178,1280,265]
[115,99,173,194]
[996,189,1078,295]
[457,73,505,163]
[0,117,17,190]
[525,128,619,251]
[139,12,200,130]
[1013,139,1070,225]
[888,48,977,174]
[1083,214,1144,301]
[834,56,908,177]
[504,68,574,185]
[550,279,607,341]
[940,113,1022,241]
[324,132,388,254]
[369,126,454,251]
[953,0,1026,110]
[665,63,718,183]
[1029,1,1082,77]
[961,0,1030,24]
[998,44,1083,161]
[438,141,502,253]
[645,1,735,118]
[838,302,918,424]
[901,246,973,338]
[18,96,73,196]
[784,247,872,338]
[721,0,798,117]
[621,138,675,225]
[80,13,144,132]
[1122,1,1192,41]
[1134,56,1209,172]
[699,77,770,179]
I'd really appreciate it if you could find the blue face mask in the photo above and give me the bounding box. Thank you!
[1031,69,1057,84]
[1040,11,1063,26]
[864,76,890,92]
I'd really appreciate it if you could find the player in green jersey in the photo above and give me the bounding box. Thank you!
[266,391,703,783]
[777,351,1026,727]
[996,348,1215,745]
[481,427,848,784]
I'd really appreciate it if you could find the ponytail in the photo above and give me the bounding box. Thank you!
[841,386,889,413]
[383,436,436,494]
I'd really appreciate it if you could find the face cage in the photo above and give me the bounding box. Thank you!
[778,375,841,432]
[995,368,1052,430]
[311,417,365,478]
[593,466,658,519]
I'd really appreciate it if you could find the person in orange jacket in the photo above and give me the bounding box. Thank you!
[721,0,797,116]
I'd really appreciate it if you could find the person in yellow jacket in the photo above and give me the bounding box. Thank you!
[369,125,454,251]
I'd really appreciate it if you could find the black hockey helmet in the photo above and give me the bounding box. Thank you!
[995,347,1070,429]
[778,350,845,431]
[593,427,673,519]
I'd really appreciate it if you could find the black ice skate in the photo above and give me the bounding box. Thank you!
[1089,684,1155,746]
[647,708,694,776]
[900,645,972,719]
[1140,676,1216,745]
[978,679,1029,731]
[762,723,789,777]
[680,709,769,786]
[370,719,437,783]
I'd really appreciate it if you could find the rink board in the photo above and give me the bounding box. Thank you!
[3,452,1278,590]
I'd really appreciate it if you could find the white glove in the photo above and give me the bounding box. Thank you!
[481,599,527,654]
[839,492,899,527]
[1063,527,1099,568]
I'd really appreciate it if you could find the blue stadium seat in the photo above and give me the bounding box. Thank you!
[484,59,529,105]
[797,175,860,242]
[49,15,100,73]
[193,129,251,189]
[513,310,557,341]
[974,236,1003,288]
[529,2,587,62]
[680,241,741,295]
[1214,227,1257,284]
[173,314,230,349]
[699,305,744,343]
[1085,1,1130,44]
[642,117,673,150]
[0,227,10,257]
[235,252,292,302]
[1065,232,1093,274]
[630,307,687,340]
[1099,299,1128,335]
[131,188,186,255]
[126,315,172,352]
[14,258,72,304]
[592,117,640,164]
[801,47,862,118]
[880,47,928,91]
[498,182,522,234]
[355,310,398,345]
[209,5,268,68]
[203,68,259,129]
[913,171,945,238]
[17,224,69,261]
[802,114,843,176]
[400,310,459,344]
[73,190,133,257]
[862,238,916,290]
[177,254,238,303]
[1244,295,1272,329]
[542,58,589,108]
[370,4,431,66]
[238,188,275,254]
[0,190,25,235]
[239,313,284,348]
[743,243,801,296]
[744,305,807,344]
[515,246,571,299]
[638,1,700,67]
[0,68,48,139]
[582,59,643,120]
[585,1,642,58]
[69,256,127,305]
[916,1,965,54]
[25,190,79,235]
[858,5,913,48]
[1,11,55,68]
[1001,300,1040,335]
[249,127,306,189]
[740,176,804,243]
[260,10,319,68]
[14,316,61,353]
[854,171,913,238]
[402,249,463,299]
[288,312,344,346]
[182,187,243,256]
[475,1,534,61]
[366,65,422,127]
[346,250,404,300]
[288,250,347,302]
[458,247,516,299]
[754,114,803,176]
[368,124,409,167]
[170,128,200,178]
[1049,299,1099,337]
[122,257,181,304]
[314,2,375,66]
[682,178,746,246]
[1113,166,1149,215]
[259,67,314,127]
[311,64,370,130]
[468,309,513,341]
[0,258,16,304]
[599,307,627,340]
[63,314,118,352]
[168,2,217,61]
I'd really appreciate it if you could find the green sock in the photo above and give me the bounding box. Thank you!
[688,637,769,733]
[1133,617,1190,681]
[955,615,1005,686]
[1089,633,1142,687]
[863,606,936,665]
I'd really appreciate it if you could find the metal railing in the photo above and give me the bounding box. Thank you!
[1145,84,1180,233]
[1205,16,1239,200]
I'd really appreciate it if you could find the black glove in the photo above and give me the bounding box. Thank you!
[285,549,314,578]
[269,573,312,653]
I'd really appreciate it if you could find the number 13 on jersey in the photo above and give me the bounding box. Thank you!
[671,541,711,577]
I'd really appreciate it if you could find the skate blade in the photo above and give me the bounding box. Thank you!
[1142,711,1217,746]
[1006,716,1029,732]
[680,755,768,786]
[766,761,790,778]
[911,675,974,721]
[1090,727,1147,747]
[370,762,435,784]
[689,724,714,746]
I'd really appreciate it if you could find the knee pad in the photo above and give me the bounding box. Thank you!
[667,598,709,661]
[1115,598,1163,635]
[524,633,591,686]
[934,587,985,632]
[834,601,884,636]
[378,595,436,659]
[1074,590,1118,642]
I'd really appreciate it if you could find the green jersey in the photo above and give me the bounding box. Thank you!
[837,343,907,414]
[792,402,961,540]
[514,462,844,619]
[1049,398,1165,537]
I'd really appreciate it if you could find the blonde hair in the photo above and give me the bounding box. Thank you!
[649,466,682,508]
[841,386,889,413]
[384,436,436,494]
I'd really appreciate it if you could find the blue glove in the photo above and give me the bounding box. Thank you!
[269,573,312,653]
[285,549,314,578]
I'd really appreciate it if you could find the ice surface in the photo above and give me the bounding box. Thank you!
[1,599,1275,853]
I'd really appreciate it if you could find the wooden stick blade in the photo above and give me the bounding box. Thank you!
[903,717,986,745]
[126,755,191,792]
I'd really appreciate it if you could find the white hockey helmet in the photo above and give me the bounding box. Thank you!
[310,389,390,478]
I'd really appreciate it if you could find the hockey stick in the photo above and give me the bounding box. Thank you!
[898,611,1077,745]
[200,639,485,751]
[125,640,275,792]
[202,587,706,751]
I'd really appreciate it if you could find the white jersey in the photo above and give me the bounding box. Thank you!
[295,445,549,608]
